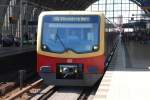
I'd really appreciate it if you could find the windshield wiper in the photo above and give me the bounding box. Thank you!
[55,33,67,51]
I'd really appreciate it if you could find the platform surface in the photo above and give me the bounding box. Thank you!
[0,45,35,57]
[93,39,150,100]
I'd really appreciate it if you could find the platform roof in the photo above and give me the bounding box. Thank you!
[31,0,97,10]
[30,0,150,14]
[131,0,150,12]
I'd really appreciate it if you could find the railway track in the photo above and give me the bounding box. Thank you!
[2,79,100,100]
[0,70,38,97]
[0,82,15,96]
[31,80,101,100]
[31,86,96,100]
[77,87,93,100]
[31,86,56,100]
[3,79,43,100]
[31,86,82,100]
[77,80,101,100]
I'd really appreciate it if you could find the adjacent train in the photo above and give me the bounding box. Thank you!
[37,11,118,86]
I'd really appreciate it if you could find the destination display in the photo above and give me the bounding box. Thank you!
[43,15,99,23]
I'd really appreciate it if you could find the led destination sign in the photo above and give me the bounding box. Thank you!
[53,16,90,22]
[43,15,99,23]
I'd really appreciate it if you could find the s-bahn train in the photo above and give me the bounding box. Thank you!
[37,11,118,86]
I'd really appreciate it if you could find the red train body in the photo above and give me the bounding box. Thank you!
[37,11,118,86]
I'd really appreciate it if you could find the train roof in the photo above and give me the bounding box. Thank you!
[39,11,105,16]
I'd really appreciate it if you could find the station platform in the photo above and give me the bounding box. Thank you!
[0,46,35,58]
[0,46,36,82]
[93,39,150,100]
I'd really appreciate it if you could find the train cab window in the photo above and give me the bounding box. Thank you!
[41,15,100,53]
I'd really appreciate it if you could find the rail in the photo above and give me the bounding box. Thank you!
[6,79,43,100]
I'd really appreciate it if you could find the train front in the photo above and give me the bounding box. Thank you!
[37,12,105,86]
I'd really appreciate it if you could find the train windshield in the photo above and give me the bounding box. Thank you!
[41,15,100,53]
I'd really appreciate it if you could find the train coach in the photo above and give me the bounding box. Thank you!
[37,11,118,86]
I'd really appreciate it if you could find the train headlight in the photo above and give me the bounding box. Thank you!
[74,69,77,73]
[60,68,62,73]
[43,45,46,49]
[92,45,98,51]
[63,67,69,73]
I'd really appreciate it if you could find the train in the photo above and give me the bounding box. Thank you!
[37,11,118,86]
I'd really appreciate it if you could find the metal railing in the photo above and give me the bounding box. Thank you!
[0,0,49,47]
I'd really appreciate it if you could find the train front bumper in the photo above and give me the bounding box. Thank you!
[39,72,102,86]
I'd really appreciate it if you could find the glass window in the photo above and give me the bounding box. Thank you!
[108,17,114,22]
[92,4,98,11]
[106,4,113,11]
[86,6,92,11]
[129,12,134,18]
[122,4,129,11]
[114,11,122,17]
[114,0,121,3]
[93,1,98,4]
[114,18,118,23]
[41,15,100,53]
[123,18,129,23]
[131,11,138,16]
[107,12,114,17]
[114,4,121,11]
[137,6,140,10]
[99,0,105,4]
[107,0,114,4]
[122,0,129,3]
[137,10,141,15]
[86,0,144,24]
[130,4,138,11]
[122,11,129,17]
[99,5,105,11]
